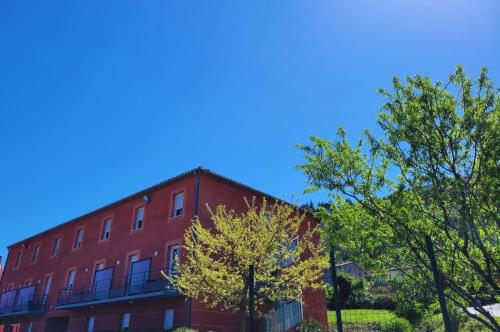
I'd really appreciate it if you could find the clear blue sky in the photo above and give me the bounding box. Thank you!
[0,0,498,261]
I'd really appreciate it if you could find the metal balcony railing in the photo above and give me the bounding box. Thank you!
[0,295,48,317]
[56,268,179,308]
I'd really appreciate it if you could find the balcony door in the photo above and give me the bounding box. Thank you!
[16,285,36,311]
[0,290,17,313]
[128,258,151,295]
[92,267,114,300]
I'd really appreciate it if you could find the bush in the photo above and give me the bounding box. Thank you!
[418,302,490,331]
[346,279,374,308]
[372,293,397,310]
[395,301,425,325]
[418,313,443,332]
[461,318,491,332]
[419,313,490,332]
[380,318,412,332]
[297,319,324,332]
[325,274,353,309]
[173,328,197,332]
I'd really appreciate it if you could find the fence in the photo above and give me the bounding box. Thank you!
[263,300,303,332]
[327,237,455,332]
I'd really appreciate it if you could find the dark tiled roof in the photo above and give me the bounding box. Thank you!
[7,167,292,249]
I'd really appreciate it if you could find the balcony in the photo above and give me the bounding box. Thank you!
[0,293,48,318]
[55,267,180,309]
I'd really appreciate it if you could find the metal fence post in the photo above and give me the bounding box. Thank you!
[425,235,453,332]
[248,265,255,332]
[330,247,343,332]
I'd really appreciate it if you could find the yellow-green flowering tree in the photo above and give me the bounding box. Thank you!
[168,197,328,331]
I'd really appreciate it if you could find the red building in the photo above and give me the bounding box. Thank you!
[0,168,327,332]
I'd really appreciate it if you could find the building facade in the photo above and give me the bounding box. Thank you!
[0,168,327,332]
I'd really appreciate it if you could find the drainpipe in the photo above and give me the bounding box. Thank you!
[187,168,201,327]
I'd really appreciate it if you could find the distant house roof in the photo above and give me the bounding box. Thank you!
[324,261,369,284]
[7,167,306,249]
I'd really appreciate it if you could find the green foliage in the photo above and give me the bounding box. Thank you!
[169,197,329,321]
[395,301,425,325]
[380,318,413,332]
[173,328,197,332]
[372,293,397,310]
[297,319,324,332]
[346,278,374,308]
[390,276,435,310]
[297,66,500,331]
[325,273,353,309]
[327,273,396,310]
[326,273,396,310]
[460,318,491,332]
[419,307,488,332]
[328,309,397,325]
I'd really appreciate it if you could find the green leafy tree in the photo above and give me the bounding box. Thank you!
[297,66,499,330]
[167,197,328,332]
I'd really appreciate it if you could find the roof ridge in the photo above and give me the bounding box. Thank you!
[7,167,203,248]
[7,166,299,249]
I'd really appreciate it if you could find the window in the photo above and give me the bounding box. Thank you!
[73,229,84,250]
[127,254,139,276]
[87,316,95,332]
[51,238,61,256]
[31,244,40,263]
[13,250,22,269]
[27,322,33,332]
[7,324,20,332]
[66,270,76,290]
[163,309,174,330]
[121,313,130,330]
[42,275,53,296]
[276,300,303,330]
[168,245,180,275]
[133,207,144,230]
[101,219,112,240]
[281,237,299,268]
[172,192,184,218]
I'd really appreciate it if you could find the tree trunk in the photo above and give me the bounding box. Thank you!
[239,308,246,332]
[240,286,248,332]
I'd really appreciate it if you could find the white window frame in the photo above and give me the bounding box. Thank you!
[74,229,84,249]
[43,275,53,296]
[52,238,61,256]
[87,316,95,332]
[163,309,174,330]
[66,270,76,290]
[281,237,299,268]
[168,245,180,275]
[172,192,184,218]
[14,250,22,269]
[133,207,144,230]
[101,219,112,240]
[31,245,40,263]
[121,313,131,330]
[127,254,139,277]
